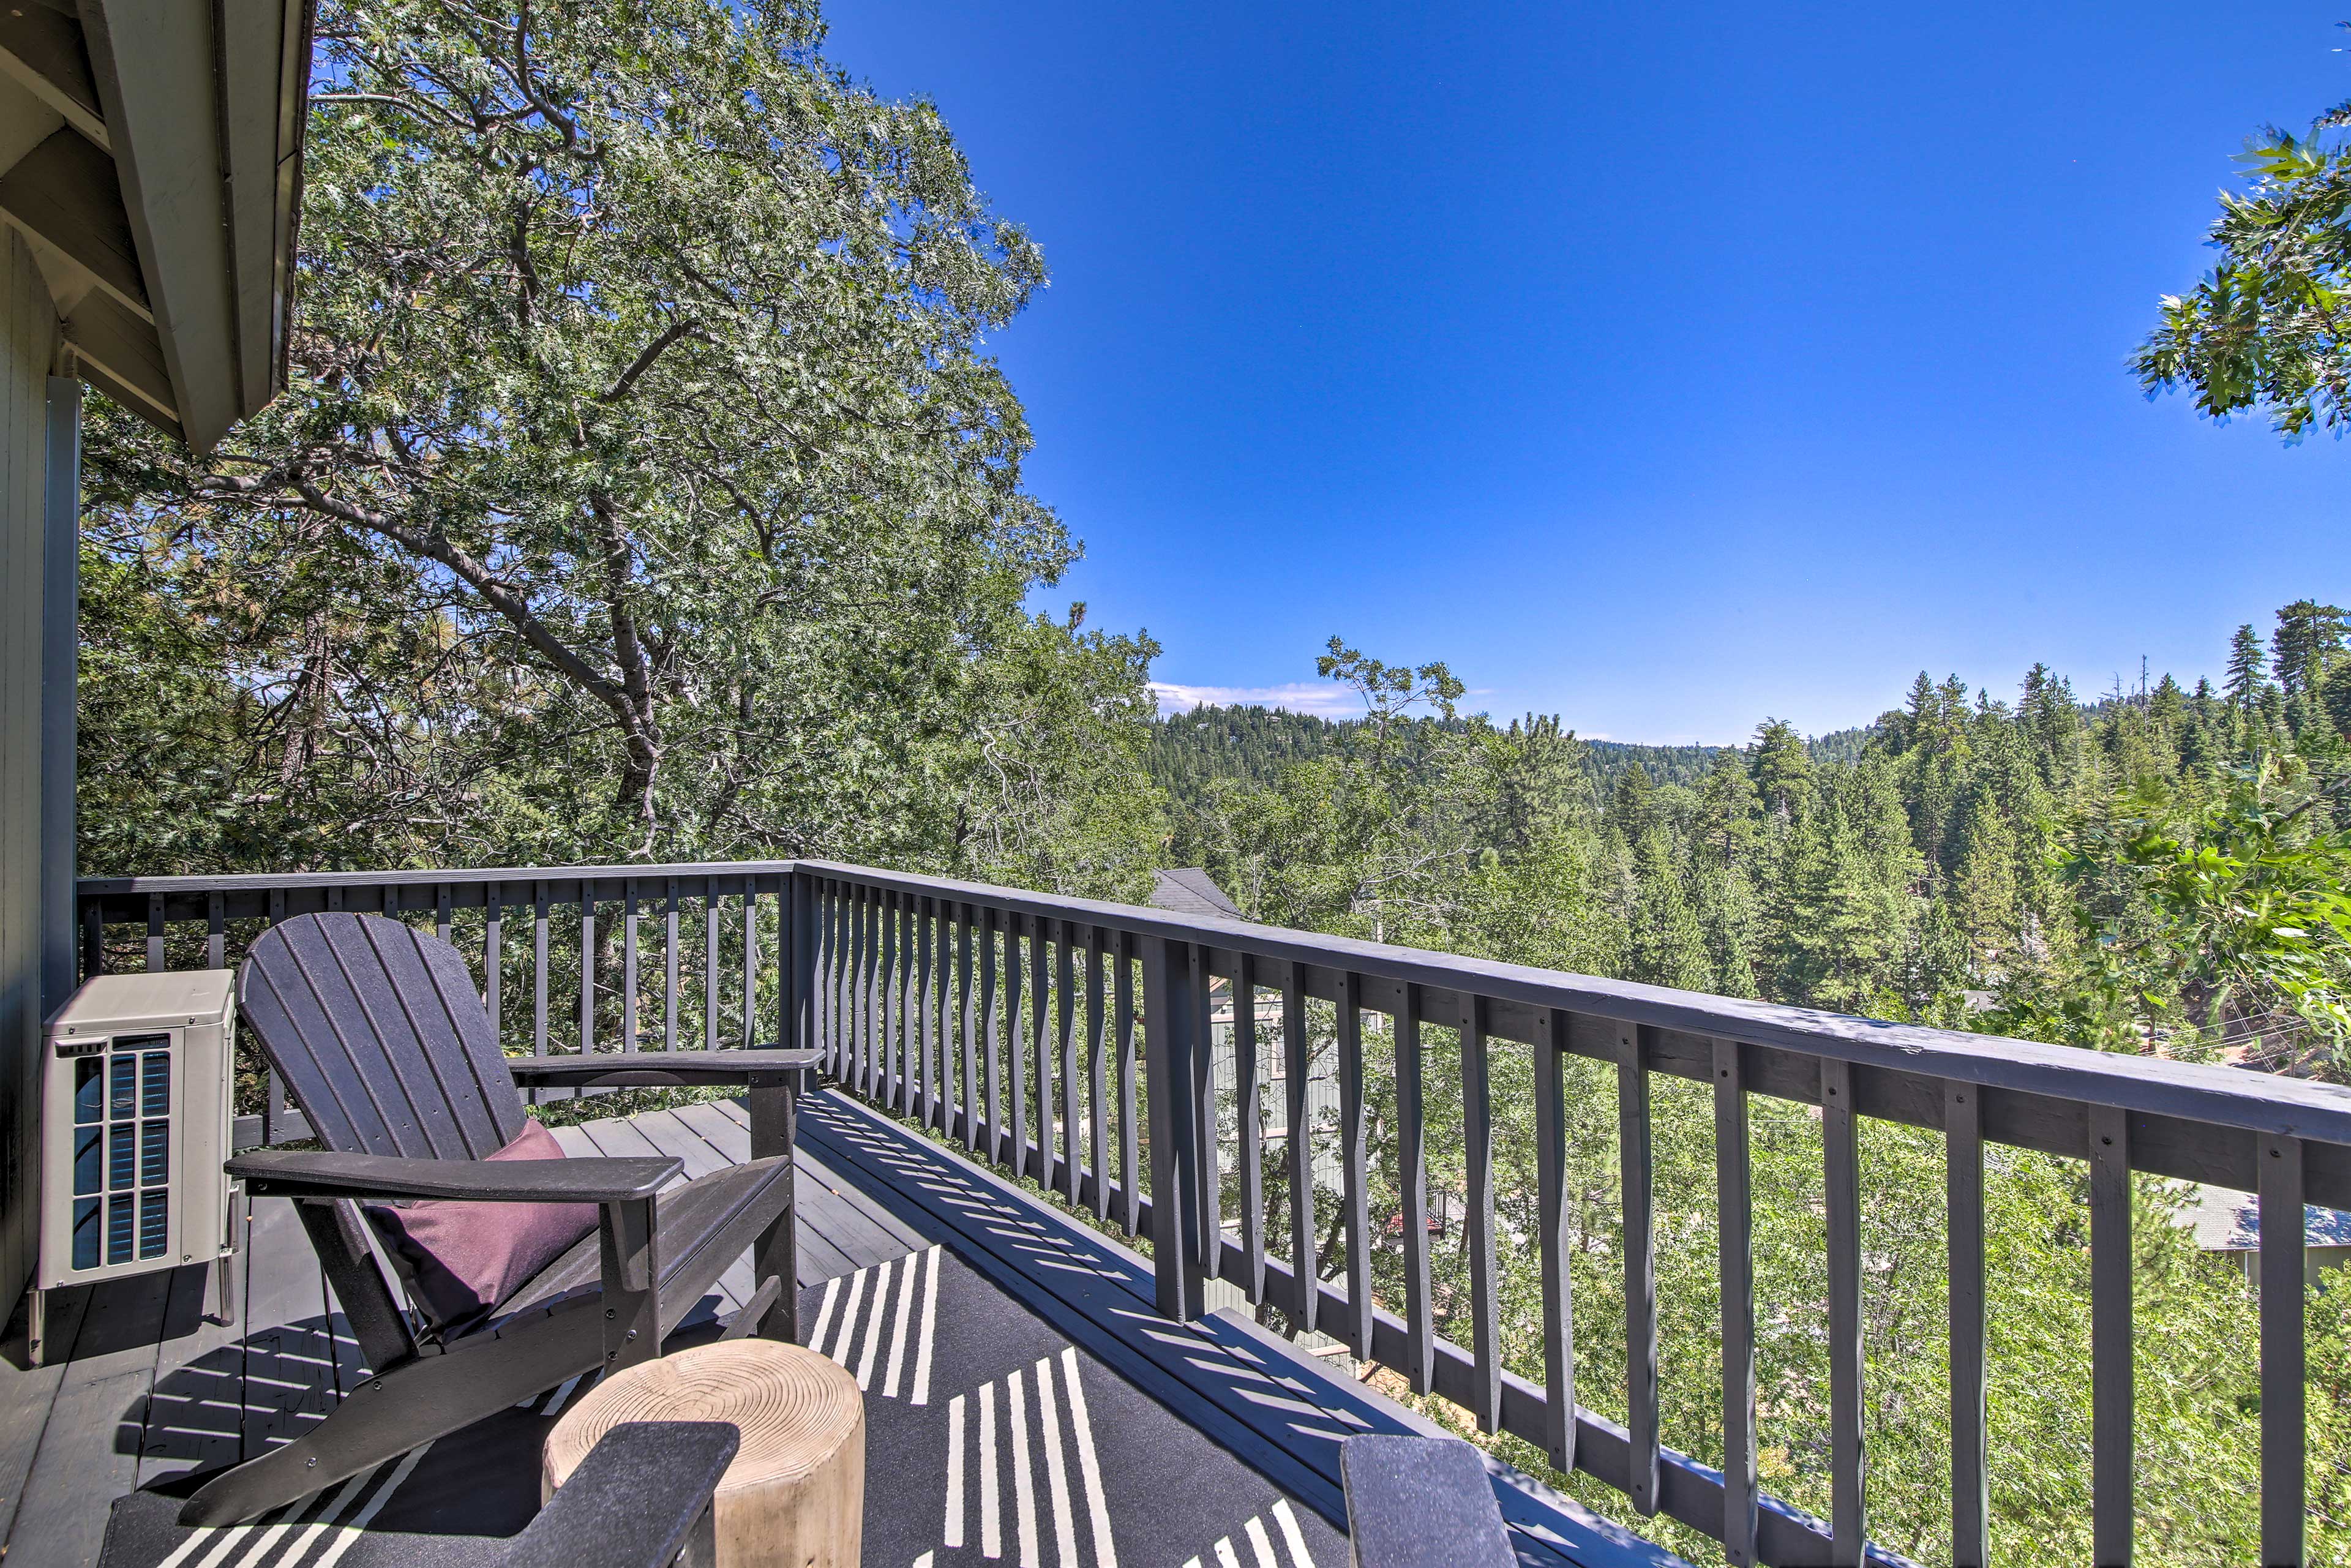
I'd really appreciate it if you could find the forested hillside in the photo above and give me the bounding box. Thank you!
[1150,702,1791,801]
[1164,620,2351,1081]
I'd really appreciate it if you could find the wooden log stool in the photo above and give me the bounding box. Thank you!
[544,1340,864,1568]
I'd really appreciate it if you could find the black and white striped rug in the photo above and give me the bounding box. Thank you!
[100,1246,1345,1568]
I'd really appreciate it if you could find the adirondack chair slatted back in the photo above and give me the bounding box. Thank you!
[238,912,529,1160]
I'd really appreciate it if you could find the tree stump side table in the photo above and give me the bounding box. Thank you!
[542,1340,864,1568]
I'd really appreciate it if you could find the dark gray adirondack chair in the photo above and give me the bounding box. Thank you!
[181,912,817,1527]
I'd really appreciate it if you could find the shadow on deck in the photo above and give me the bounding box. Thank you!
[1,1090,1678,1568]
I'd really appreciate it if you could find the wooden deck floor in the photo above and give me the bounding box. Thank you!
[0,1089,1679,1568]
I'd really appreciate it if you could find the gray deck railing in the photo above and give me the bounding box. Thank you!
[80,858,2351,1568]
[77,862,799,1145]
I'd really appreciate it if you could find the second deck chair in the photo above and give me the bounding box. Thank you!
[181,911,818,1527]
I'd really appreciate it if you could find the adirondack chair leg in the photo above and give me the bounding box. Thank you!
[748,1079,799,1341]
[179,1298,606,1527]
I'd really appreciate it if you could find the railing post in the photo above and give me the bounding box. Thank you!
[1141,936,1205,1321]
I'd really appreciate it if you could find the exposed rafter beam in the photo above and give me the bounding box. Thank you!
[0,6,104,149]
[64,285,176,434]
[0,127,145,319]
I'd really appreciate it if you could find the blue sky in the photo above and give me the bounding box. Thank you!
[823,2,2351,744]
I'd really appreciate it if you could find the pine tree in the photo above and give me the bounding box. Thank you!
[1695,864,1761,999]
[1696,746,1761,868]
[2018,662,2080,784]
[2225,624,2268,712]
[1629,827,1711,991]
[1750,718,1813,822]
[2271,600,2349,698]
[2323,660,2351,740]
[1607,762,1653,842]
[1952,789,2020,978]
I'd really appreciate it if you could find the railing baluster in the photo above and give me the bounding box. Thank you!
[1397,982,1432,1393]
[879,890,898,1100]
[206,891,225,970]
[1535,1007,1574,1470]
[1620,1022,1658,1515]
[705,879,722,1054]
[982,906,1002,1166]
[1715,1037,1757,1566]
[1059,922,1079,1204]
[435,883,452,945]
[1339,970,1371,1360]
[82,899,103,980]
[880,891,899,1101]
[960,904,979,1151]
[147,891,163,970]
[896,891,912,1106]
[1235,953,1265,1301]
[786,876,808,1060]
[1032,917,1052,1188]
[865,888,883,1100]
[853,884,872,1095]
[1117,931,1139,1236]
[829,882,849,1078]
[484,884,503,1043]
[811,882,829,1072]
[902,895,920,1108]
[1089,926,1108,1219]
[1283,966,1315,1333]
[869,885,884,1093]
[266,889,288,1133]
[2260,1134,2308,1568]
[532,882,550,1096]
[1947,1082,1988,1568]
[926,893,945,1128]
[917,898,936,1125]
[1461,992,1499,1431]
[934,898,951,1127]
[623,878,640,1051]
[866,889,883,1098]
[743,888,758,1050]
[2090,1104,2133,1568]
[1190,943,1221,1283]
[664,879,680,1052]
[579,887,596,1054]
[1823,1057,1866,1564]
[1007,913,1028,1177]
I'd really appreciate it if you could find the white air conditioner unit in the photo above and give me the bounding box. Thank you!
[32,970,241,1362]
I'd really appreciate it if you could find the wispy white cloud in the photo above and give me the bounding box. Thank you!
[1149,681,1365,718]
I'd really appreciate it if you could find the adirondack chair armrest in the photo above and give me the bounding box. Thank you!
[228,1147,683,1204]
[1340,1435,1517,1568]
[503,1422,740,1568]
[506,1048,821,1090]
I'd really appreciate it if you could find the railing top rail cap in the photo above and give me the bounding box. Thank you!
[800,858,2351,1146]
[76,860,804,895]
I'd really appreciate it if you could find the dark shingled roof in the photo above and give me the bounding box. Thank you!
[2184,1183,2351,1250]
[1149,868,1243,920]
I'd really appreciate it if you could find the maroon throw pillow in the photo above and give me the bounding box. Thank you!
[362,1120,599,1337]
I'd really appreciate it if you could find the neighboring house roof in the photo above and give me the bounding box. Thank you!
[2181,1183,2351,1251]
[0,0,315,448]
[1149,868,1243,921]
